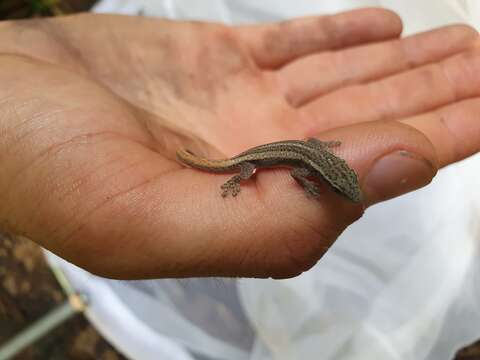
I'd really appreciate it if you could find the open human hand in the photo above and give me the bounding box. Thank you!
[0,9,478,278]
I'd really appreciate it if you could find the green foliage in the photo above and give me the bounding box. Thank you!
[28,0,63,15]
[0,0,64,19]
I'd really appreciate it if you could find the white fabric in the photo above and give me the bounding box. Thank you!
[46,1,480,359]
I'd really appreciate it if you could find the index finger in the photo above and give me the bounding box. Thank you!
[236,7,403,69]
[401,98,480,168]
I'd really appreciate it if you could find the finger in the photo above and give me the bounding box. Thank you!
[280,24,478,106]
[237,8,402,69]
[300,47,480,132]
[401,98,480,168]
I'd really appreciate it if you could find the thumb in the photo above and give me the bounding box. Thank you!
[320,120,438,207]
[261,119,437,278]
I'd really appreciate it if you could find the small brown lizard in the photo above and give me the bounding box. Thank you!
[176,138,362,203]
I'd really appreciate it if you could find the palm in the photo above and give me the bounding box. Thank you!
[63,17,302,155]
[0,10,478,278]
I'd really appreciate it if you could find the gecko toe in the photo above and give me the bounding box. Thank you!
[305,186,321,198]
[220,179,242,198]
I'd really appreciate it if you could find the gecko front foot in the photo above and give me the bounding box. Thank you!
[303,183,321,198]
[291,167,322,198]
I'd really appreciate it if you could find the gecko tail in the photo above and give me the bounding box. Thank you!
[176,148,234,172]
[176,148,200,165]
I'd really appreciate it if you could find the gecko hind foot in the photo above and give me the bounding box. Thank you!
[221,177,241,197]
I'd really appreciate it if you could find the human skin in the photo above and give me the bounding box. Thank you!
[0,9,479,279]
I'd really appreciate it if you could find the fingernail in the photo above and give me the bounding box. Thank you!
[364,150,437,204]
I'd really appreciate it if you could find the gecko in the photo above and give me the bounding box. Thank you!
[176,138,362,203]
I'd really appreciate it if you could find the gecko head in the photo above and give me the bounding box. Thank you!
[311,156,363,203]
[329,168,363,203]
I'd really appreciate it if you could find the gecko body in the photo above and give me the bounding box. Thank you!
[176,138,362,203]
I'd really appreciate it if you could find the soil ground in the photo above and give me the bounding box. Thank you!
[0,233,126,359]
